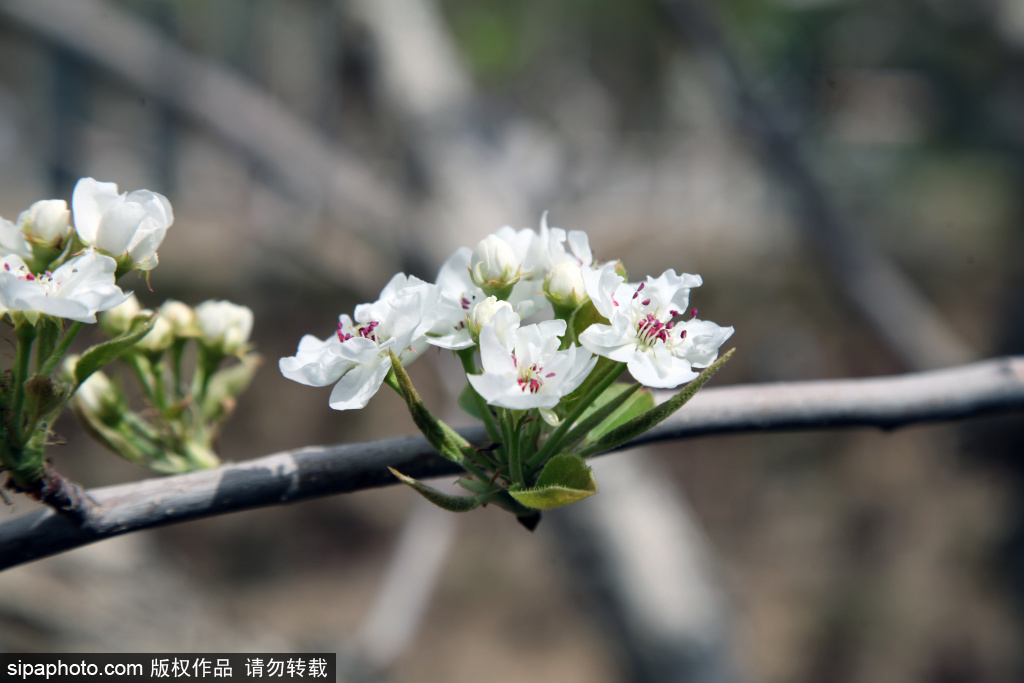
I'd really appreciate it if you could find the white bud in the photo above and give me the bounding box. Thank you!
[136,309,175,353]
[544,262,587,309]
[159,299,196,336]
[470,235,520,296]
[18,199,70,246]
[99,294,143,337]
[468,296,517,343]
[72,368,123,422]
[195,300,254,355]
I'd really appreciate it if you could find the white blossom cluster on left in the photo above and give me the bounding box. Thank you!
[0,179,258,499]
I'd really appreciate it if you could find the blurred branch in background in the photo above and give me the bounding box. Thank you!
[655,0,977,371]
[550,451,744,683]
[0,0,409,286]
[1,355,1021,571]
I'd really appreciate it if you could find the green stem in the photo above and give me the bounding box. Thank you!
[38,321,83,376]
[10,323,37,445]
[526,360,625,470]
[126,355,160,409]
[508,411,524,486]
[169,339,187,400]
[456,348,501,446]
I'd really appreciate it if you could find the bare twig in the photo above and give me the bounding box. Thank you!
[0,356,1020,570]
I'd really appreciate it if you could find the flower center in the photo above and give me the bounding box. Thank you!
[4,263,59,292]
[515,359,556,394]
[337,319,385,344]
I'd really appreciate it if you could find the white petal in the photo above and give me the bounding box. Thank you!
[579,320,637,363]
[478,320,517,375]
[279,334,351,387]
[677,319,734,367]
[0,218,31,258]
[627,344,698,388]
[72,178,121,244]
[567,230,593,266]
[328,355,392,410]
[581,262,623,320]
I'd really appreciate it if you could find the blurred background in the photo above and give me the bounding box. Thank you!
[0,0,1022,680]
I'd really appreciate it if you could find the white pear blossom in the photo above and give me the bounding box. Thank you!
[578,262,733,388]
[424,247,484,350]
[0,218,32,259]
[279,274,438,410]
[195,300,254,355]
[72,177,173,271]
[19,199,71,246]
[0,251,129,323]
[468,308,596,413]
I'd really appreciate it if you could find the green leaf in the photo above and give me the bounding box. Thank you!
[389,467,487,512]
[577,348,735,458]
[508,453,599,510]
[74,313,157,386]
[554,382,641,454]
[583,385,655,447]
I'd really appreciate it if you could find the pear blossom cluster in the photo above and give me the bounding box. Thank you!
[0,177,174,324]
[280,215,734,522]
[1,179,257,494]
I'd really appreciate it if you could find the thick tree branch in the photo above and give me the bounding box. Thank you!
[1,356,1022,570]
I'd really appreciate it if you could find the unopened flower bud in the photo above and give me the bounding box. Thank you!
[71,368,125,424]
[195,300,253,355]
[159,299,196,336]
[544,262,588,312]
[468,296,514,342]
[18,199,70,246]
[136,309,175,353]
[469,235,520,299]
[99,294,143,337]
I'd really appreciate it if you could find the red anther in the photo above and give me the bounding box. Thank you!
[3,264,8,271]
[25,273,34,281]
[666,322,675,329]
[511,353,518,367]
[690,308,698,319]
[637,282,645,291]
[461,296,471,310]
[641,298,651,306]
[670,309,680,317]
[546,372,556,378]
[680,330,687,339]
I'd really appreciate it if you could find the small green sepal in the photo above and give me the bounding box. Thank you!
[389,467,487,512]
